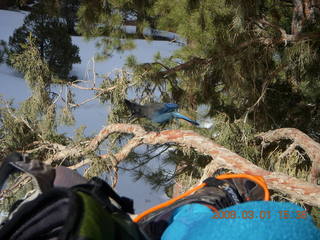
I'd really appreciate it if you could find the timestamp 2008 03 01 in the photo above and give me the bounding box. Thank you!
[211,210,308,220]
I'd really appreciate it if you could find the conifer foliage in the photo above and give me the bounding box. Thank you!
[0,0,320,224]
[7,2,81,81]
[77,0,320,135]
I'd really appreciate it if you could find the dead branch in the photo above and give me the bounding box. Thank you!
[244,64,287,122]
[18,141,67,157]
[61,67,129,109]
[68,82,117,93]
[257,128,320,184]
[0,175,32,200]
[279,142,298,159]
[257,18,320,45]
[69,159,92,170]
[109,154,119,188]
[46,124,320,207]
[157,57,213,77]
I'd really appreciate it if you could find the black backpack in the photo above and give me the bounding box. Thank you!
[0,153,270,240]
[0,152,147,240]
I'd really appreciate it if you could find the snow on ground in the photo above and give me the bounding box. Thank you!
[0,10,180,212]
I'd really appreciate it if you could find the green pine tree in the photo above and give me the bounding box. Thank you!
[75,0,320,136]
[1,0,320,224]
[7,2,81,82]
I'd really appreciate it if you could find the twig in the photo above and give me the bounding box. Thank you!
[68,82,117,92]
[256,18,320,44]
[257,128,320,184]
[69,159,92,170]
[68,91,105,108]
[0,175,32,200]
[280,143,298,159]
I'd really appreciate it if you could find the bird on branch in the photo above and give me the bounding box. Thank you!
[124,99,199,126]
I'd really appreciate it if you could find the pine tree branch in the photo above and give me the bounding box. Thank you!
[68,82,117,92]
[45,124,147,164]
[243,64,288,122]
[0,175,32,199]
[46,124,320,207]
[279,142,298,159]
[68,91,106,108]
[68,159,92,170]
[256,18,320,45]
[257,128,320,184]
[118,145,171,171]
[157,57,213,77]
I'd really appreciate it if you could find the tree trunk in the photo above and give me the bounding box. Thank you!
[292,0,320,34]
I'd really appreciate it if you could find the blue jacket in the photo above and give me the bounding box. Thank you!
[161,201,320,240]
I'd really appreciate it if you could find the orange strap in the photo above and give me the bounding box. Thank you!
[133,183,206,222]
[133,174,269,223]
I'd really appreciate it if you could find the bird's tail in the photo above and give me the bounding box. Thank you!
[124,99,143,117]
[172,112,199,126]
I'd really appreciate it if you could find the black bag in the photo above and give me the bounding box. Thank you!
[0,153,147,240]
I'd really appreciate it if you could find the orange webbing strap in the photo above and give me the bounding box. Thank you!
[216,173,270,201]
[133,183,206,223]
[133,174,270,223]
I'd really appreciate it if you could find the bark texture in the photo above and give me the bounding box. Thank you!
[292,0,320,34]
[44,124,320,207]
[257,128,320,184]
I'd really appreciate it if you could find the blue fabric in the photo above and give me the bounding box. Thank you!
[161,201,320,240]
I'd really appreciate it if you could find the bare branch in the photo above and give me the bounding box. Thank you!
[256,18,320,45]
[45,124,320,207]
[244,64,288,122]
[279,142,298,159]
[257,128,320,184]
[0,175,32,200]
[157,57,213,77]
[68,91,105,108]
[69,159,92,170]
[68,82,116,92]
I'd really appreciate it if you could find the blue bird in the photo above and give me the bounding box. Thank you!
[124,99,199,126]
